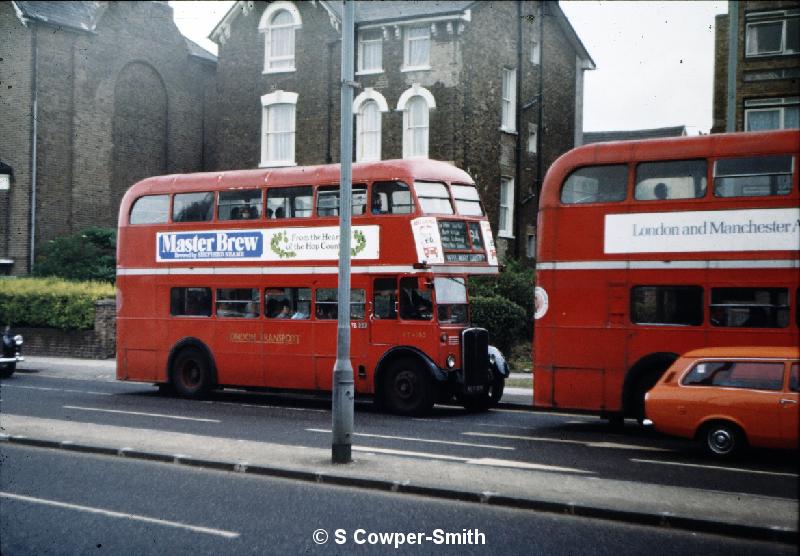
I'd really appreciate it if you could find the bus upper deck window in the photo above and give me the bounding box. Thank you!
[130,194,169,224]
[173,192,214,222]
[451,184,484,216]
[414,181,454,214]
[634,159,707,200]
[219,189,263,220]
[714,155,794,197]
[267,186,312,219]
[371,181,413,214]
[316,185,368,217]
[560,165,627,204]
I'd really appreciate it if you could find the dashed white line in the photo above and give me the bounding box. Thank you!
[463,432,672,452]
[306,429,514,450]
[3,385,112,396]
[631,458,799,477]
[0,492,239,538]
[62,406,220,423]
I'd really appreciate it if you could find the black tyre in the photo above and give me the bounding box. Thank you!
[381,358,435,416]
[0,363,15,379]
[171,348,214,399]
[701,421,746,458]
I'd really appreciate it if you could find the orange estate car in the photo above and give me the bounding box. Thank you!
[645,347,799,457]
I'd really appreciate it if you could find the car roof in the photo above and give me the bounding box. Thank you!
[682,346,799,360]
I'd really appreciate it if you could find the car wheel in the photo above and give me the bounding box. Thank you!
[171,348,214,399]
[381,358,434,416]
[0,363,15,379]
[701,421,746,458]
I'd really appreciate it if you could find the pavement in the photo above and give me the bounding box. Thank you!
[1,356,796,545]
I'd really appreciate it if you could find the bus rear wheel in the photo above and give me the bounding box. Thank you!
[381,358,435,416]
[171,348,214,399]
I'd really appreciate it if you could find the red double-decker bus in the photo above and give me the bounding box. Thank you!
[533,130,800,423]
[116,159,507,415]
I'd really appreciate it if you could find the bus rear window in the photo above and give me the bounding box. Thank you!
[631,286,703,326]
[414,181,454,214]
[634,159,707,200]
[451,184,484,216]
[714,155,794,197]
[710,287,789,328]
[130,194,169,224]
[560,165,627,204]
[173,192,214,222]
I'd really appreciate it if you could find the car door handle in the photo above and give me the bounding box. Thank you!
[779,399,798,406]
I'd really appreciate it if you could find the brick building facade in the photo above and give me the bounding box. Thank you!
[711,1,799,133]
[210,1,594,260]
[0,1,216,275]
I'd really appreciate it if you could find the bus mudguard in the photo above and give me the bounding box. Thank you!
[375,346,447,386]
[166,337,219,386]
[488,345,509,378]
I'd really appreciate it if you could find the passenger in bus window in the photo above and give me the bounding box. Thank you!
[275,301,291,318]
[275,207,285,219]
[372,195,384,214]
[654,182,669,200]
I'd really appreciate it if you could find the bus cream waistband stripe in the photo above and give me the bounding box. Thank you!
[536,259,799,271]
[117,265,500,276]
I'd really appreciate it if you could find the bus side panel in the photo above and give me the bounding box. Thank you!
[117,275,164,382]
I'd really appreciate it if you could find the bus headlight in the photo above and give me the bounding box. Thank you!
[446,354,456,369]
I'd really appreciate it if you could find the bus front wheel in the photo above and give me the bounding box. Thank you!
[171,348,214,399]
[381,358,435,416]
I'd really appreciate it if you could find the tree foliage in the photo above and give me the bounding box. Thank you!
[34,227,116,283]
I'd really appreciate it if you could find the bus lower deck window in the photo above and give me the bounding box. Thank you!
[630,286,703,326]
[170,287,212,317]
[710,287,790,328]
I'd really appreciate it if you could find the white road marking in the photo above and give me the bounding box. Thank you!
[631,458,800,477]
[306,428,514,450]
[351,446,589,474]
[4,385,112,396]
[463,432,672,452]
[211,401,327,413]
[62,406,220,423]
[0,492,239,538]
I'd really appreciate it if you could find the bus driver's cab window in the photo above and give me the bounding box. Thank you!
[399,277,432,320]
[373,277,397,319]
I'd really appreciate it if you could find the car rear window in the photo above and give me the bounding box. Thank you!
[682,361,785,391]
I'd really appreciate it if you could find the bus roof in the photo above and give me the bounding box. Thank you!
[541,129,800,207]
[123,159,473,199]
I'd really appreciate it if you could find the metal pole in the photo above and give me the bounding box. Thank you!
[725,1,738,132]
[332,0,355,464]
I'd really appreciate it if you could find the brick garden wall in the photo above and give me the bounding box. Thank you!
[17,299,116,359]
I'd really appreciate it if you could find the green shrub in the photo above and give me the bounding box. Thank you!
[0,277,115,330]
[34,227,116,284]
[470,294,527,354]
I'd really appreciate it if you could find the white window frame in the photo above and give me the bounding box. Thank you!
[402,25,431,71]
[745,10,799,57]
[501,68,517,133]
[744,97,800,131]
[260,91,298,168]
[397,85,436,159]
[353,88,389,162]
[527,123,538,154]
[357,28,384,75]
[259,2,302,74]
[499,177,515,238]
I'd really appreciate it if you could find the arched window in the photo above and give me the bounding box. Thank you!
[261,91,298,167]
[259,2,302,73]
[397,85,436,159]
[353,89,389,162]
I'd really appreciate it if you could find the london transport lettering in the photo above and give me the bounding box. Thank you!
[605,208,800,254]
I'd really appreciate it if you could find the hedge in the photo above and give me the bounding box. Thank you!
[469,294,527,354]
[0,278,115,331]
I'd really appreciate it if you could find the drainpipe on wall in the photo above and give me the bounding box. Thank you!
[725,1,738,132]
[513,1,524,258]
[326,39,340,164]
[29,24,39,273]
[535,2,544,201]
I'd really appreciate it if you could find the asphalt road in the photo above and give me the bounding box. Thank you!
[1,444,793,556]
[1,360,796,502]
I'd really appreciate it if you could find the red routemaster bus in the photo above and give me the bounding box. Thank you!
[533,129,800,423]
[116,159,507,415]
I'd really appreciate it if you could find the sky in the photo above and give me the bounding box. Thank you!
[169,0,728,135]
